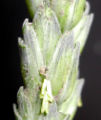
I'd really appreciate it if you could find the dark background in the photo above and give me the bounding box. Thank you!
[2,0,101,120]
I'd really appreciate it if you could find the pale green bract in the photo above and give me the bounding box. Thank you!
[13,0,93,120]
